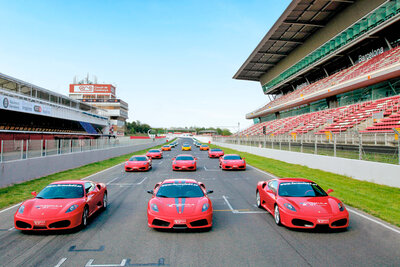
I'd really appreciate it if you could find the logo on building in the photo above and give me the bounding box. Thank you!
[34,105,42,112]
[75,85,94,92]
[3,97,9,108]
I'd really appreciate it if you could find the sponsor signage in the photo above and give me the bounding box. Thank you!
[357,47,384,63]
[0,95,51,116]
[69,84,116,95]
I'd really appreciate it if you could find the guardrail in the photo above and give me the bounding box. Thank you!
[213,132,400,165]
[0,137,157,163]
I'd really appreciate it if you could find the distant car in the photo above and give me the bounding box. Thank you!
[181,143,192,151]
[194,142,201,147]
[208,148,224,158]
[162,145,171,151]
[200,144,209,151]
[125,155,152,171]
[14,180,107,231]
[170,142,177,147]
[219,154,246,170]
[146,149,163,159]
[172,154,197,171]
[256,178,349,229]
[147,179,213,229]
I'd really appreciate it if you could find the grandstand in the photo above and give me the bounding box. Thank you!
[234,0,400,141]
[0,72,110,144]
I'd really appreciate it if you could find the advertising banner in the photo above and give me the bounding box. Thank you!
[0,95,52,116]
[69,84,116,94]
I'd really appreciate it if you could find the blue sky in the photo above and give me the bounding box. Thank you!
[0,0,290,131]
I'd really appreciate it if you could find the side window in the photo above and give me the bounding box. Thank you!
[271,181,279,193]
[267,181,274,191]
[85,182,94,194]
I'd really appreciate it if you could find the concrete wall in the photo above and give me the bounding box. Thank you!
[214,141,400,188]
[0,139,165,188]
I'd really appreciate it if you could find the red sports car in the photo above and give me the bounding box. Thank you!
[219,154,246,170]
[125,155,152,171]
[147,179,213,229]
[208,148,224,158]
[256,178,349,229]
[146,149,163,159]
[172,154,197,171]
[14,180,107,231]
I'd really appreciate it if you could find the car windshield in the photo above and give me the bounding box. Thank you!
[183,144,190,147]
[201,145,208,147]
[278,182,328,197]
[36,184,84,199]
[176,156,194,161]
[211,149,222,152]
[163,145,169,147]
[149,150,159,153]
[130,156,147,161]
[224,155,241,160]
[156,183,204,198]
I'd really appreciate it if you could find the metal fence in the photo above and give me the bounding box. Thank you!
[213,132,400,165]
[0,137,156,162]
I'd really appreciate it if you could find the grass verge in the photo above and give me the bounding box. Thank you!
[0,140,172,210]
[209,143,400,227]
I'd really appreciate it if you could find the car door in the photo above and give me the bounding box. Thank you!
[85,182,97,214]
[264,180,278,212]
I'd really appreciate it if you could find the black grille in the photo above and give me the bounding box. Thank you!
[152,219,170,227]
[190,219,208,227]
[292,219,314,227]
[16,221,31,229]
[172,224,187,229]
[331,218,347,227]
[33,226,47,230]
[49,220,71,228]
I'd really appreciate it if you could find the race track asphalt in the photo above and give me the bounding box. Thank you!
[0,137,399,267]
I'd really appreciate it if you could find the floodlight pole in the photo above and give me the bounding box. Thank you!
[394,128,400,165]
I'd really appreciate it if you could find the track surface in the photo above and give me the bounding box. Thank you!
[0,138,399,267]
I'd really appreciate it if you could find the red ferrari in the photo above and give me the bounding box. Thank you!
[147,179,213,229]
[208,148,224,158]
[146,149,163,159]
[219,154,246,170]
[172,154,197,171]
[256,178,349,229]
[125,155,152,172]
[14,180,107,231]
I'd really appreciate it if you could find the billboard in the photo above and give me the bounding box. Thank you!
[0,95,52,116]
[69,84,116,95]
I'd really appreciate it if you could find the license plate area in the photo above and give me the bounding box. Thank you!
[174,219,186,224]
[317,219,329,224]
[34,220,46,226]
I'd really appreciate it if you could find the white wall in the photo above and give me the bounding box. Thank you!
[213,142,400,188]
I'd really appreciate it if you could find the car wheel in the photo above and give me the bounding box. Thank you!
[102,193,108,210]
[274,205,281,226]
[81,207,89,228]
[256,191,262,208]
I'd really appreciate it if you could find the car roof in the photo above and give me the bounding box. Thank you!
[176,154,194,157]
[276,178,314,183]
[162,179,197,184]
[130,155,148,158]
[51,180,86,185]
[223,154,240,157]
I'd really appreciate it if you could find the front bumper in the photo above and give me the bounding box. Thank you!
[148,211,212,229]
[14,211,82,230]
[279,208,349,229]
[221,164,246,170]
[173,165,196,171]
[125,165,149,171]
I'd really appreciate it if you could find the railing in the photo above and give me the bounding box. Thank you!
[213,132,400,165]
[0,137,158,162]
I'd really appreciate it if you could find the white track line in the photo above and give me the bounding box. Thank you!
[8,227,15,231]
[0,203,22,214]
[54,258,67,267]
[106,177,120,185]
[222,195,237,213]
[81,163,124,180]
[85,259,127,267]
[347,208,400,235]
[137,177,147,185]
[247,164,278,178]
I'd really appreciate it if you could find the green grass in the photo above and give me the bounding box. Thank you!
[209,143,400,227]
[0,140,173,210]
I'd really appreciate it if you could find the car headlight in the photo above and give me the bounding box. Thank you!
[283,203,296,212]
[223,161,227,164]
[143,162,148,165]
[18,205,25,214]
[151,203,159,212]
[338,202,345,211]
[65,204,78,213]
[202,203,209,212]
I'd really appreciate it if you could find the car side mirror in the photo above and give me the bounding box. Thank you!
[195,157,198,160]
[31,191,37,197]
[327,189,334,194]
[125,158,129,161]
[172,157,176,160]
[207,190,213,194]
[242,157,245,160]
[147,190,154,194]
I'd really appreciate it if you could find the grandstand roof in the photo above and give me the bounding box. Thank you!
[233,0,354,82]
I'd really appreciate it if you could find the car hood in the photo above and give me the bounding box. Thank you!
[175,160,195,165]
[21,198,85,218]
[281,196,340,215]
[224,159,244,163]
[151,197,209,216]
[126,161,147,166]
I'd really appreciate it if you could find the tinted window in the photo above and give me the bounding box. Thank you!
[36,184,84,199]
[211,149,222,152]
[156,183,204,198]
[176,156,194,161]
[149,150,160,153]
[224,155,241,160]
[278,182,327,197]
[130,156,147,161]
